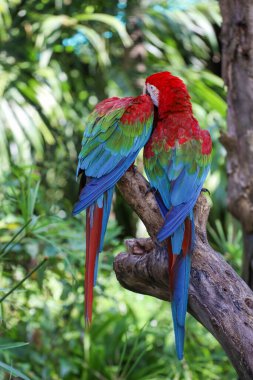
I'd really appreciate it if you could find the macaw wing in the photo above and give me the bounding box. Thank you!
[144,137,212,241]
[73,95,154,215]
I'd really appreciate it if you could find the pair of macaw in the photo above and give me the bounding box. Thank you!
[73,71,212,360]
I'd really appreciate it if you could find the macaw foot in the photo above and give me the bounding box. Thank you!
[201,187,211,196]
[145,186,156,197]
[127,163,137,174]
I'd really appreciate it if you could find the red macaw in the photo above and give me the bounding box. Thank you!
[73,95,154,325]
[143,72,212,359]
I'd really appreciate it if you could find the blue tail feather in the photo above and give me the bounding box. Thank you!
[172,252,191,358]
[171,218,193,360]
[93,253,99,287]
[171,224,185,255]
[99,187,114,252]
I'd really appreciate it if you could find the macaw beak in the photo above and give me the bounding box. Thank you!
[143,84,148,95]
[143,85,150,96]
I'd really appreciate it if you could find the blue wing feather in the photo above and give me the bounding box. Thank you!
[157,195,196,242]
[73,151,138,215]
[157,165,210,242]
[171,168,200,205]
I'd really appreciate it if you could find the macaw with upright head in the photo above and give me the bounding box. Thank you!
[143,72,212,360]
[73,95,154,325]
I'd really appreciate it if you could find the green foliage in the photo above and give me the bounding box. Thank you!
[0,167,237,379]
[0,360,31,380]
[0,0,242,379]
[208,215,242,272]
[0,0,131,173]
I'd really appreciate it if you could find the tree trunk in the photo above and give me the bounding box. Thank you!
[113,3,146,237]
[219,0,253,289]
[114,170,253,380]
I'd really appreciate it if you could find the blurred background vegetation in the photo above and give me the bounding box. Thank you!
[0,0,241,379]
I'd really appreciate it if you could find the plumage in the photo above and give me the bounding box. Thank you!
[73,94,154,324]
[144,71,212,359]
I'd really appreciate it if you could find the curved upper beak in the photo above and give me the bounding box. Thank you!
[143,84,150,96]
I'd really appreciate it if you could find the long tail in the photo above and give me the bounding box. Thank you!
[169,217,194,360]
[85,188,114,325]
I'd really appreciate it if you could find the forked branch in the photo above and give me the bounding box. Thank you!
[114,170,253,380]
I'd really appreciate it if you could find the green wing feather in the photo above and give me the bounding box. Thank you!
[144,138,212,210]
[77,95,154,179]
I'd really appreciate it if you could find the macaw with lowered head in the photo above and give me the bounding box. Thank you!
[73,95,154,325]
[143,71,212,359]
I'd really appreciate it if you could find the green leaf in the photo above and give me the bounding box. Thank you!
[75,25,110,66]
[76,13,132,47]
[0,342,29,350]
[0,218,33,257]
[37,15,77,45]
[0,361,31,380]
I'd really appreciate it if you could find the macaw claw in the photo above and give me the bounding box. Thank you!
[201,187,211,196]
[127,163,137,174]
[145,186,156,197]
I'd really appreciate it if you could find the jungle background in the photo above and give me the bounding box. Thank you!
[0,0,240,379]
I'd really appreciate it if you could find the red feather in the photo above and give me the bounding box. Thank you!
[144,72,212,159]
[182,218,191,257]
[85,205,103,325]
[145,71,192,116]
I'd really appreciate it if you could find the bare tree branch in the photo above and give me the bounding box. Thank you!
[115,170,253,380]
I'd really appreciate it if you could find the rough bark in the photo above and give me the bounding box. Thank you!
[219,0,253,288]
[115,170,253,380]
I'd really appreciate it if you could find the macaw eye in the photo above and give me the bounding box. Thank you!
[150,85,155,90]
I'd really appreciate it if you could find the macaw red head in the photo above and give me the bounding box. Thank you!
[144,71,191,114]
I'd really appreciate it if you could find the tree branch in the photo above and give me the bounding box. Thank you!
[115,169,253,380]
